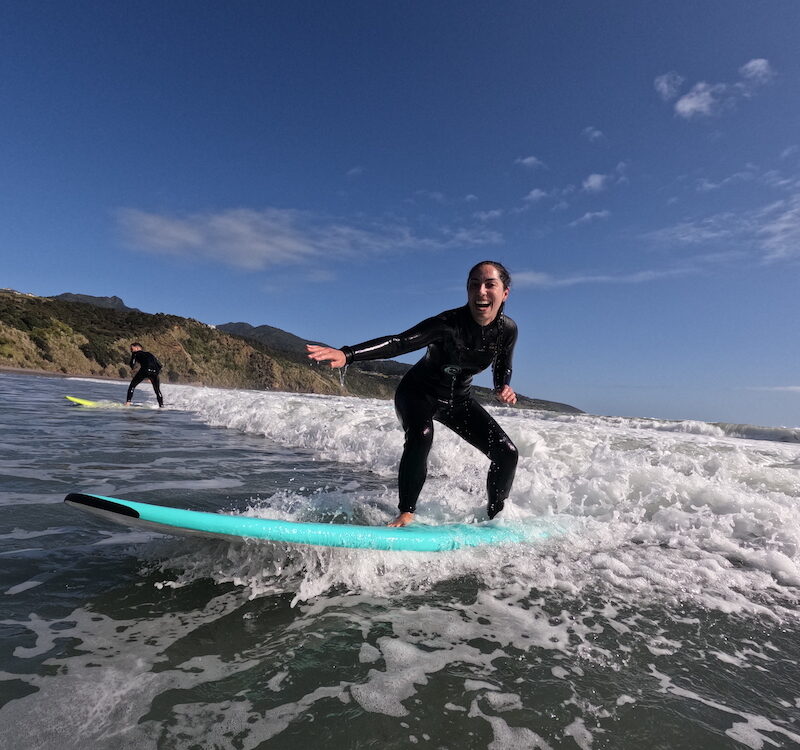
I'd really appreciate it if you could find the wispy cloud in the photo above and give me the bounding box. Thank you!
[654,71,685,101]
[474,209,504,222]
[523,188,548,203]
[762,169,800,190]
[515,155,545,169]
[756,194,800,261]
[664,58,776,120]
[415,189,447,204]
[691,160,799,193]
[569,210,610,227]
[780,145,799,160]
[582,126,604,142]
[674,82,729,119]
[646,212,743,246]
[747,386,800,393]
[514,267,688,288]
[645,192,800,262]
[695,167,757,192]
[582,173,610,192]
[117,207,502,270]
[346,166,364,178]
[569,210,610,226]
[739,58,775,85]
[581,162,627,193]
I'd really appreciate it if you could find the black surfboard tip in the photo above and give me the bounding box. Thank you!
[64,493,140,519]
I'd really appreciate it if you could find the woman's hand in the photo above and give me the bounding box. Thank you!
[306,344,347,369]
[495,385,517,405]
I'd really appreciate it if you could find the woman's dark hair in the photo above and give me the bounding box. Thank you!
[131,342,142,348]
[467,260,512,289]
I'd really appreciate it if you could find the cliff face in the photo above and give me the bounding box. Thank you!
[0,289,582,413]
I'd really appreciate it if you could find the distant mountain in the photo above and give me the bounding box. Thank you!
[217,321,414,378]
[0,288,583,413]
[217,322,315,356]
[53,293,140,312]
[218,321,581,413]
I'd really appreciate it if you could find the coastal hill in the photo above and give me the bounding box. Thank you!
[52,293,140,313]
[0,289,582,413]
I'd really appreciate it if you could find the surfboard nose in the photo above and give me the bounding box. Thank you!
[64,493,141,518]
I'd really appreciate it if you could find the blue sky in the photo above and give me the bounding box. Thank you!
[1,2,799,427]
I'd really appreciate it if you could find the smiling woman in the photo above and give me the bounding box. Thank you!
[307,261,519,527]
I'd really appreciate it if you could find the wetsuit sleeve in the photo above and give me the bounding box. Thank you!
[130,352,138,369]
[340,314,449,365]
[492,317,518,390]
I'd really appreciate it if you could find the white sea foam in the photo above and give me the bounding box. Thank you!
[151,384,800,613]
[5,367,800,748]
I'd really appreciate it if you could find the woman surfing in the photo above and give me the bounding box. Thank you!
[307,261,518,527]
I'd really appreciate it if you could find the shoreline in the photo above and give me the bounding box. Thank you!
[0,365,127,383]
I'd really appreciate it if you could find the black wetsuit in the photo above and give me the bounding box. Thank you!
[127,350,164,407]
[341,305,518,518]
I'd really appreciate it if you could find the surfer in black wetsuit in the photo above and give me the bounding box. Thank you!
[125,342,164,407]
[307,261,519,527]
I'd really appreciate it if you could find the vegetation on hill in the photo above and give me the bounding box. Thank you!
[52,293,139,312]
[0,289,582,412]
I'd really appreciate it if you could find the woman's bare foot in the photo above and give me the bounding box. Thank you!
[387,512,414,527]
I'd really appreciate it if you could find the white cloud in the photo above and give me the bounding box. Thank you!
[646,212,740,245]
[582,173,610,192]
[582,126,604,142]
[748,386,800,393]
[671,58,776,120]
[464,194,479,202]
[447,226,504,245]
[780,145,798,160]
[695,167,756,192]
[346,166,364,178]
[523,188,548,203]
[739,58,775,85]
[515,155,545,169]
[692,161,798,193]
[514,267,687,288]
[654,71,685,101]
[756,194,800,261]
[646,192,800,262]
[117,207,502,271]
[569,210,610,226]
[415,189,446,203]
[761,170,799,189]
[674,82,728,118]
[474,209,504,222]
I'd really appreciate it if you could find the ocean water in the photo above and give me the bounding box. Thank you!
[1,371,799,749]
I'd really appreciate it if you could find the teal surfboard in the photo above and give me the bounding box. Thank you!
[64,493,549,552]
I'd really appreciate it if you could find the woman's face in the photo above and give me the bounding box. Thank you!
[467,264,509,326]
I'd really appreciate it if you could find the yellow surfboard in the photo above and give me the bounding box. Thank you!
[65,396,145,408]
[65,396,100,407]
